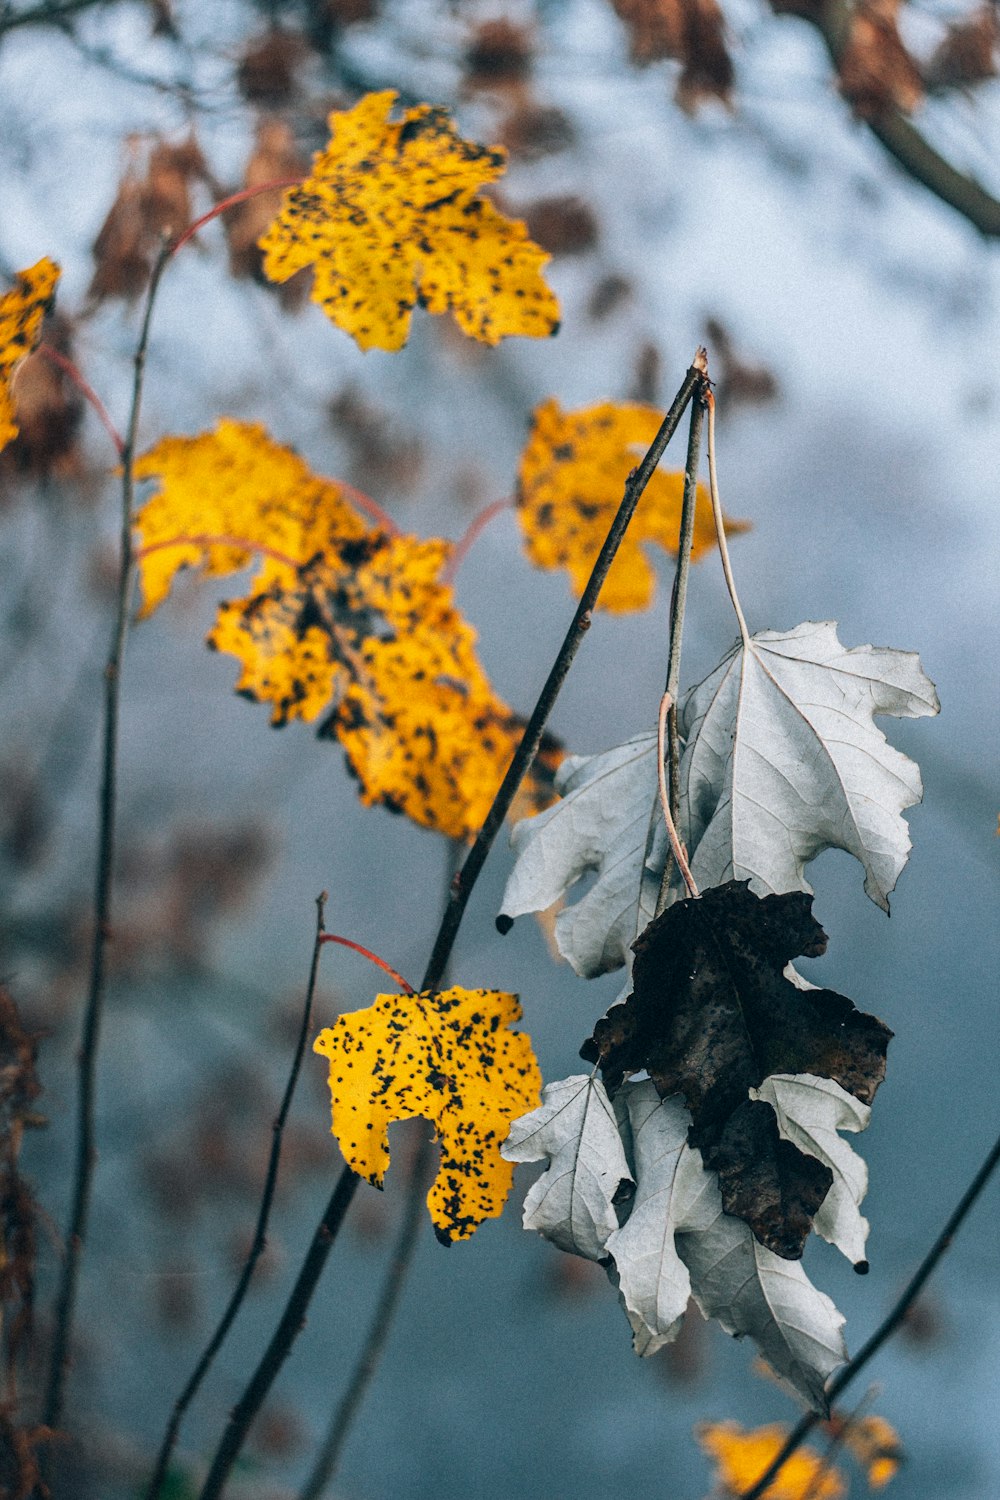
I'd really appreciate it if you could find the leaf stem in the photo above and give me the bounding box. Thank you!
[37,343,125,458]
[705,391,750,647]
[442,498,513,583]
[42,236,171,1432]
[737,1129,1000,1500]
[195,355,705,1500]
[656,693,698,898]
[655,374,709,915]
[143,894,330,1500]
[318,934,414,995]
[168,179,304,257]
[135,534,301,573]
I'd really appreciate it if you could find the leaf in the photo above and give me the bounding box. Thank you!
[0,259,59,454]
[501,1073,632,1261]
[313,986,541,1242]
[135,422,558,838]
[751,1074,872,1269]
[698,1421,847,1499]
[681,621,940,913]
[258,90,560,351]
[582,881,892,1259]
[839,1413,902,1489]
[498,733,665,976]
[604,1082,705,1354]
[516,398,747,614]
[678,1190,847,1413]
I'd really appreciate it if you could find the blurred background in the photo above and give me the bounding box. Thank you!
[0,0,997,1495]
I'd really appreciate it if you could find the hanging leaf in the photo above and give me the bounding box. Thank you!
[515,398,747,613]
[258,90,560,350]
[698,1421,847,1499]
[839,1413,903,1489]
[680,621,940,913]
[314,986,541,1242]
[498,620,938,973]
[498,733,664,976]
[604,1083,704,1354]
[135,421,559,838]
[751,1074,872,1269]
[582,881,892,1260]
[501,1073,632,1261]
[0,259,60,454]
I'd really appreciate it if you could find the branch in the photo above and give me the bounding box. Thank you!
[0,0,124,35]
[195,354,706,1500]
[42,237,171,1433]
[796,0,1000,237]
[738,1129,1000,1500]
[144,895,330,1500]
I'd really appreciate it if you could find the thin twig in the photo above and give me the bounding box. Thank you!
[738,1129,1000,1500]
[656,693,698,899]
[144,895,330,1500]
[37,344,124,458]
[0,0,123,35]
[705,392,750,647]
[655,377,708,914]
[195,355,705,1500]
[42,236,171,1433]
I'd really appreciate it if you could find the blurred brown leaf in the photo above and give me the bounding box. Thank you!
[925,5,998,90]
[838,0,924,117]
[236,28,308,106]
[463,18,534,89]
[497,99,575,160]
[328,384,423,493]
[609,0,734,109]
[225,118,309,309]
[520,195,599,255]
[1,314,83,480]
[704,316,779,410]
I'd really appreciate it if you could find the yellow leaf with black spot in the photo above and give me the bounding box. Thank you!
[258,90,560,351]
[314,986,542,1242]
[517,398,749,613]
[134,419,368,616]
[698,1422,846,1500]
[0,258,59,453]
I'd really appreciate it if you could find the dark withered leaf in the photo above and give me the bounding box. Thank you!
[580,880,892,1259]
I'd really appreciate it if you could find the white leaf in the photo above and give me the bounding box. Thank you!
[681,621,939,911]
[676,1187,848,1415]
[605,1081,706,1355]
[499,734,663,977]
[502,1074,632,1261]
[751,1073,872,1268]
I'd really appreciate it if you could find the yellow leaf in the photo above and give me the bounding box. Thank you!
[258,90,560,351]
[134,422,561,838]
[517,397,749,613]
[133,419,368,617]
[0,258,59,453]
[314,986,542,1241]
[840,1414,902,1490]
[698,1422,846,1500]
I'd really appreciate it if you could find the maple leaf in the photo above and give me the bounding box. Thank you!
[135,421,557,838]
[501,1073,632,1260]
[582,881,892,1259]
[751,1074,872,1268]
[258,90,560,351]
[516,398,748,613]
[0,258,60,454]
[314,986,541,1242]
[698,1421,846,1499]
[498,621,938,973]
[679,621,940,913]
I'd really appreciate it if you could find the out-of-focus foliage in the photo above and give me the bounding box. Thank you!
[698,1420,846,1498]
[259,90,561,350]
[516,398,747,612]
[314,986,542,1241]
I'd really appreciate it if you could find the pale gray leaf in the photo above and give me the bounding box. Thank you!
[676,1181,847,1414]
[502,1074,632,1260]
[605,1081,707,1355]
[499,734,663,976]
[680,621,939,911]
[751,1073,872,1268]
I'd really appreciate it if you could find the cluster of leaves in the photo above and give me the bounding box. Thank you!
[499,620,938,1408]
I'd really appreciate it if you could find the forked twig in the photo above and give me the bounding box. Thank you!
[738,1130,1000,1500]
[42,235,172,1433]
[144,895,330,1500]
[195,354,707,1500]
